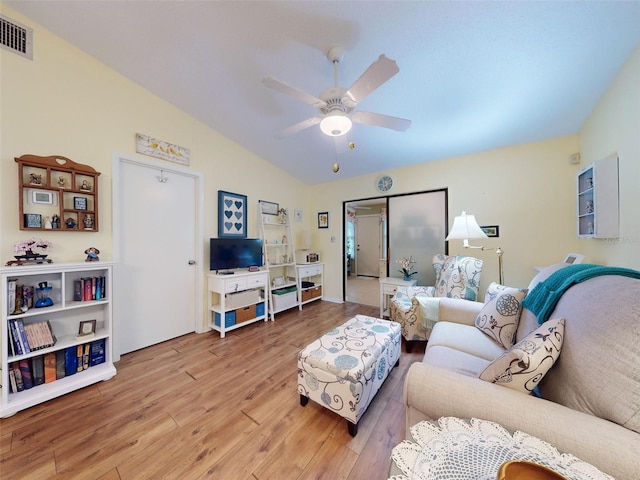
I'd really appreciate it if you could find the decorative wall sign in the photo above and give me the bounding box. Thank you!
[218,190,247,237]
[136,133,190,166]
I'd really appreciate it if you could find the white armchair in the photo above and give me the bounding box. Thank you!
[390,254,483,349]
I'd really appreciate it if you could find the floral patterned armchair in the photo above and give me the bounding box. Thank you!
[390,254,483,348]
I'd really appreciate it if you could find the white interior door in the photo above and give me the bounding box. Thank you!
[114,155,202,357]
[356,215,381,277]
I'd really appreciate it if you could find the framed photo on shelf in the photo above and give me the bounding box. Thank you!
[218,190,247,237]
[77,319,96,338]
[318,211,329,229]
[480,225,499,238]
[259,200,279,215]
[74,196,88,210]
[23,213,42,228]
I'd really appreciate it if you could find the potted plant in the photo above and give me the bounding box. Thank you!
[397,256,417,281]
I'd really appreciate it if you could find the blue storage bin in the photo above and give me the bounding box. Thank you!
[256,302,265,317]
[214,310,236,328]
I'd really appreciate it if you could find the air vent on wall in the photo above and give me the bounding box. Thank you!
[0,14,33,60]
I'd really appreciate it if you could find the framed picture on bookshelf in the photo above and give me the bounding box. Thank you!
[77,319,96,338]
[218,190,247,237]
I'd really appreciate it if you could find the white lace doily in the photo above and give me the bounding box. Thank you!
[389,417,614,480]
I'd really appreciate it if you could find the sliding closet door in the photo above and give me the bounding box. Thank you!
[388,190,447,287]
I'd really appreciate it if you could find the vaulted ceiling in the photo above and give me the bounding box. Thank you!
[6,1,640,184]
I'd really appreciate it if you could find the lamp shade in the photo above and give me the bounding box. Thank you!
[446,211,488,241]
[320,111,352,137]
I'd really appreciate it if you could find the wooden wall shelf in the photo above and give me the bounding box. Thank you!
[15,154,101,232]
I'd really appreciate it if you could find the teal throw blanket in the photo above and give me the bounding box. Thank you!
[522,264,640,324]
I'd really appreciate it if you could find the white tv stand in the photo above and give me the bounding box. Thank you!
[207,269,269,338]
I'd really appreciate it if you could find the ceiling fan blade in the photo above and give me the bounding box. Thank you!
[275,117,321,138]
[263,77,327,109]
[342,55,400,108]
[352,111,412,131]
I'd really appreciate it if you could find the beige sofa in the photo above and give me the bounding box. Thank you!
[398,264,640,480]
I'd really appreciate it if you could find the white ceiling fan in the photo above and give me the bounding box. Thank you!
[263,46,412,138]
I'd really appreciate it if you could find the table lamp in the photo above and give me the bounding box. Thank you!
[446,211,504,284]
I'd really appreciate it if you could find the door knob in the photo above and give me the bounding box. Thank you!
[188,260,196,265]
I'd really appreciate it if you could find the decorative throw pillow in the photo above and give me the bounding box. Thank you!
[475,283,528,349]
[479,318,565,393]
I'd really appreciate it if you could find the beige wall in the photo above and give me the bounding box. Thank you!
[2,5,638,313]
[0,6,312,330]
[579,45,640,268]
[310,135,582,298]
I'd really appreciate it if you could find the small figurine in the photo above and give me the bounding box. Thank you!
[58,176,66,188]
[586,201,594,213]
[80,179,91,191]
[84,247,100,262]
[51,214,60,229]
[29,173,43,185]
[83,214,94,230]
[65,217,76,229]
[44,216,53,229]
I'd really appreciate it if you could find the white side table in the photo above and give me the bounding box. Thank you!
[379,277,417,318]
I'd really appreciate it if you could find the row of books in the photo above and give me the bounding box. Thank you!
[73,276,106,302]
[8,319,57,356]
[7,339,106,394]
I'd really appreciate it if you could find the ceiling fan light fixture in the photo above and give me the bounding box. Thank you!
[320,111,352,137]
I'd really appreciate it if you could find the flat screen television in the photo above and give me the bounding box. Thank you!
[209,238,263,272]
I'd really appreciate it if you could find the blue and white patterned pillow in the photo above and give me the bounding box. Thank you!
[479,318,565,394]
[475,283,528,349]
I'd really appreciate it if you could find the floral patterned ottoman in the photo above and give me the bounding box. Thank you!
[297,315,401,436]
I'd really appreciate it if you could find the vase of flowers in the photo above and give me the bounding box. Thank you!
[14,238,53,260]
[397,256,417,280]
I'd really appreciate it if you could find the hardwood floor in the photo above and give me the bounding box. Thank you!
[1,301,425,480]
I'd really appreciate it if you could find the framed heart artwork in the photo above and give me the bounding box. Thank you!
[218,190,247,238]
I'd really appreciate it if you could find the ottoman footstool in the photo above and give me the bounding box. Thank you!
[297,315,401,436]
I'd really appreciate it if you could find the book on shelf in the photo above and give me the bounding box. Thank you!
[19,359,33,389]
[84,278,92,301]
[8,320,25,356]
[65,346,77,377]
[8,321,19,356]
[90,338,106,366]
[82,344,90,370]
[56,350,66,380]
[31,355,45,386]
[11,362,24,392]
[23,286,34,309]
[44,352,57,383]
[73,280,82,301]
[16,320,31,354]
[76,345,84,373]
[9,368,18,393]
[20,320,56,351]
[7,278,17,316]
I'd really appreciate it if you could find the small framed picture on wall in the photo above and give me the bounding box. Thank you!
[318,211,329,229]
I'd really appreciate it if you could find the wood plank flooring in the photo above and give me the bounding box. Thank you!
[0,301,425,480]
